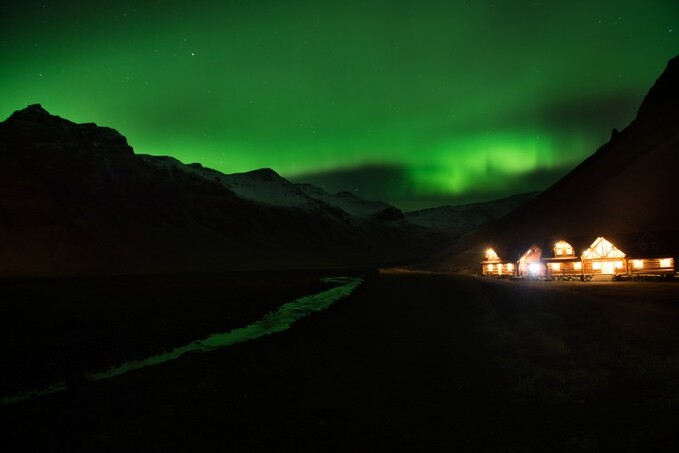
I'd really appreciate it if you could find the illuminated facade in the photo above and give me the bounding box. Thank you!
[517,244,545,277]
[543,240,582,278]
[480,248,515,277]
[580,237,627,275]
[481,235,676,279]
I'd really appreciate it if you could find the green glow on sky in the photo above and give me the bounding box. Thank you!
[1,0,678,208]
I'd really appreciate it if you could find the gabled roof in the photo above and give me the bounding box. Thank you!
[518,244,542,262]
[484,248,499,261]
[581,236,626,260]
[553,240,576,258]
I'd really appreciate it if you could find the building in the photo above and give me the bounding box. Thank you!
[480,248,515,277]
[481,234,676,280]
[516,244,544,277]
[543,240,583,279]
[580,236,627,276]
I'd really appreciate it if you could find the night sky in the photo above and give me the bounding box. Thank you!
[2,1,678,209]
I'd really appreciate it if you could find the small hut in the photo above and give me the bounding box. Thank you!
[581,237,627,275]
[543,240,583,279]
[480,248,515,277]
[517,244,544,277]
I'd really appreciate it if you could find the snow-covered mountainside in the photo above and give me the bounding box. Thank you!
[405,192,539,237]
[295,184,394,219]
[138,158,332,213]
[140,153,532,236]
[139,155,405,223]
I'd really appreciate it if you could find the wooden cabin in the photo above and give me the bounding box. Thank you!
[628,257,675,275]
[517,244,545,277]
[581,237,627,276]
[626,232,675,276]
[479,233,676,281]
[543,240,583,278]
[480,248,515,277]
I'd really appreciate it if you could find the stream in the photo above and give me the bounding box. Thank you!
[2,276,364,405]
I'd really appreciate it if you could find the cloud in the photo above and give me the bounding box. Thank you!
[535,92,643,134]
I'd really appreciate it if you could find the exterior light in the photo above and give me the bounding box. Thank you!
[529,263,540,275]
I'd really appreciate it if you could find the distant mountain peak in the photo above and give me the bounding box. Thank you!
[1,103,133,156]
[250,167,279,176]
[19,103,50,115]
[236,168,282,181]
[5,103,69,125]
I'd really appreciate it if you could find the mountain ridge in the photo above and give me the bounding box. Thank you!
[0,105,534,276]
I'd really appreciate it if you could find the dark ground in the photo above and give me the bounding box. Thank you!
[2,271,679,452]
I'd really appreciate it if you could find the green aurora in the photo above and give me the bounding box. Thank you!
[1,0,678,209]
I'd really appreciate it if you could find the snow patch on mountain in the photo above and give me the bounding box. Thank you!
[405,192,539,236]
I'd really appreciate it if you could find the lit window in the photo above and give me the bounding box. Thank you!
[550,263,561,271]
[660,258,672,268]
[592,262,601,270]
[556,248,563,255]
[507,263,514,271]
[574,262,582,270]
[566,248,573,255]
[615,261,624,269]
[487,264,494,272]
[633,260,644,269]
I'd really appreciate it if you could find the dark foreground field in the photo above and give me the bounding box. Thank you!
[3,271,679,451]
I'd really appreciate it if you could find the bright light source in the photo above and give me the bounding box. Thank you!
[487,264,494,272]
[507,263,514,271]
[529,263,540,275]
[633,259,644,269]
[615,260,624,269]
[550,263,561,271]
[592,262,601,270]
[574,262,582,270]
[660,258,672,268]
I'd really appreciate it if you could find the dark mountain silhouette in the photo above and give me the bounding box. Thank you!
[430,55,679,271]
[0,105,448,276]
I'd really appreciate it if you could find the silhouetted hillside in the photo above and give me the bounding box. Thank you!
[429,55,679,271]
[0,105,448,276]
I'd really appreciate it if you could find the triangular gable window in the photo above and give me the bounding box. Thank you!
[581,237,626,259]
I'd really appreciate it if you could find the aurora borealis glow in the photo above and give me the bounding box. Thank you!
[2,1,678,209]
